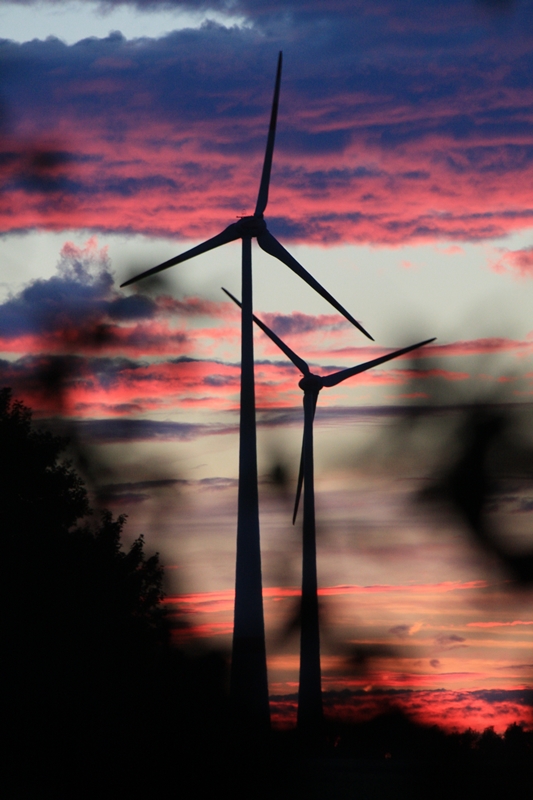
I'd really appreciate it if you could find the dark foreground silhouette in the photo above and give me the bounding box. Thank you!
[1,388,531,799]
[0,388,228,798]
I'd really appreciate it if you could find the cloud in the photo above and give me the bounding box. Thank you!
[2,7,533,244]
[332,338,533,361]
[260,311,349,337]
[0,238,226,358]
[1,237,530,419]
[467,620,533,628]
[5,0,525,30]
[164,581,488,611]
[435,634,467,649]
[50,417,236,442]
[492,247,533,278]
[389,624,412,638]
[271,686,533,733]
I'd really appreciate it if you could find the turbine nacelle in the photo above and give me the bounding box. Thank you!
[298,374,323,393]
[235,215,267,237]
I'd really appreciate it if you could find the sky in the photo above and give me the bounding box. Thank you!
[1,0,533,732]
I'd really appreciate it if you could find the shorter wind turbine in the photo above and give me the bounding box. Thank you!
[222,288,435,733]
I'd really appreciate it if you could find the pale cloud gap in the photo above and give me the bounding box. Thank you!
[4,0,523,30]
[0,238,446,419]
[1,237,532,424]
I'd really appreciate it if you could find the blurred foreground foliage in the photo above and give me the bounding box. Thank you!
[1,388,531,799]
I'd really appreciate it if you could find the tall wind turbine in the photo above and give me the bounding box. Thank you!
[222,288,434,733]
[120,53,373,732]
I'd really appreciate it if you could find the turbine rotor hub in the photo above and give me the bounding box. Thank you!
[298,374,323,393]
[237,215,267,238]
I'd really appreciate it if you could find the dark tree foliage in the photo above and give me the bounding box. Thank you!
[0,387,89,536]
[0,387,167,650]
[0,389,228,799]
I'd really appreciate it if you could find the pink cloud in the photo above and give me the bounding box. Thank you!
[467,620,533,628]
[172,622,234,644]
[334,338,533,360]
[163,580,488,612]
[3,59,533,246]
[6,128,533,245]
[3,23,533,248]
[492,247,533,278]
[317,580,487,595]
[440,245,464,255]
[271,687,533,734]
[320,689,533,734]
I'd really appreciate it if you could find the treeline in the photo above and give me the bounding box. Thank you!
[0,388,228,798]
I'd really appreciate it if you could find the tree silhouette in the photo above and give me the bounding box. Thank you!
[0,387,166,647]
[0,388,184,797]
[0,386,89,536]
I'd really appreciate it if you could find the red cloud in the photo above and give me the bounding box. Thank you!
[492,247,533,278]
[163,580,488,611]
[319,689,532,734]
[3,31,533,246]
[271,688,533,733]
[5,124,533,246]
[467,620,533,628]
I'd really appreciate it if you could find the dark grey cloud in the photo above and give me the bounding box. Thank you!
[41,416,236,442]
[0,239,219,356]
[261,310,347,337]
[471,688,533,706]
[389,624,412,638]
[6,0,523,29]
[435,633,467,648]
[1,6,531,153]
[97,474,238,504]
[0,241,155,339]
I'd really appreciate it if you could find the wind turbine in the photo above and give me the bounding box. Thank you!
[120,53,373,733]
[222,287,435,733]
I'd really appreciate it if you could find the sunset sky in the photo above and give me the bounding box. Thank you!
[1,0,533,731]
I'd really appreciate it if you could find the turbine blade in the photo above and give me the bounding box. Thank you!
[320,337,436,388]
[222,287,310,375]
[257,230,374,340]
[255,51,283,217]
[292,392,318,525]
[292,434,305,525]
[120,222,242,288]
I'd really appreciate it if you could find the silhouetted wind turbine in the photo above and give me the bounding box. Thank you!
[222,287,434,733]
[120,53,373,733]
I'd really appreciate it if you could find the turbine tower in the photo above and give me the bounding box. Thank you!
[223,288,434,733]
[120,53,373,732]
